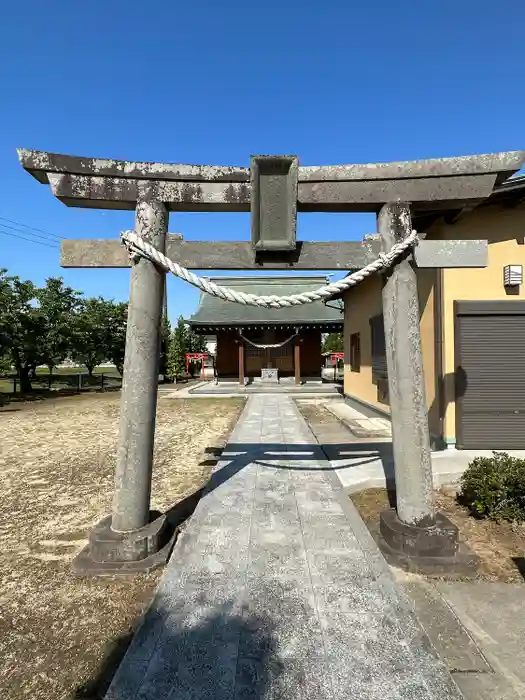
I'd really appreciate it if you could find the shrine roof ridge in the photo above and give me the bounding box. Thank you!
[17,148,525,185]
[188,275,343,327]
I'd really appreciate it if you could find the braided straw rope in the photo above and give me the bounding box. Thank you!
[120,229,418,308]
[239,332,298,349]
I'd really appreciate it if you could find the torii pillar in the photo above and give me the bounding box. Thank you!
[380,203,435,528]
[80,200,175,574]
[112,200,168,533]
[376,202,477,573]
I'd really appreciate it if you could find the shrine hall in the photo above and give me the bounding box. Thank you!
[187,275,343,385]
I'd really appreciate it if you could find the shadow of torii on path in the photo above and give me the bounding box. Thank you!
[202,440,395,489]
[164,440,395,530]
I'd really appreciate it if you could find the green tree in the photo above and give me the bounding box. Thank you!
[0,269,44,392]
[37,277,82,376]
[71,297,113,376]
[0,350,12,374]
[159,317,171,378]
[104,301,128,376]
[187,327,207,354]
[167,316,187,381]
[322,332,344,354]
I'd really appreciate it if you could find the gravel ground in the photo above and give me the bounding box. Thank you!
[0,393,244,700]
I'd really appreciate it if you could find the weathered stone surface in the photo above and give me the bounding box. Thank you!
[413,238,488,268]
[299,150,525,181]
[251,155,298,251]
[46,172,500,211]
[298,173,498,209]
[19,148,525,211]
[48,172,251,211]
[72,512,177,576]
[377,510,479,575]
[61,236,489,270]
[379,509,458,558]
[61,238,382,269]
[112,200,168,533]
[90,512,171,562]
[20,147,525,184]
[17,148,251,182]
[379,202,435,528]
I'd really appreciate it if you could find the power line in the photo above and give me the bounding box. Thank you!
[0,227,59,249]
[0,215,64,241]
[0,221,63,245]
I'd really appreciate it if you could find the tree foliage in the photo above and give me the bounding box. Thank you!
[322,332,344,354]
[166,317,208,380]
[37,277,82,374]
[102,301,128,376]
[1,270,45,391]
[187,327,207,354]
[167,316,188,380]
[0,350,11,374]
[0,267,130,391]
[71,297,127,376]
[159,316,171,378]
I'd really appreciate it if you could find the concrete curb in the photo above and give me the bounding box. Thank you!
[323,400,392,439]
[340,468,467,495]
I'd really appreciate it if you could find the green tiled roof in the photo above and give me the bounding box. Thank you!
[187,276,343,327]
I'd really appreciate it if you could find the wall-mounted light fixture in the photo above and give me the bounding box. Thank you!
[504,264,523,287]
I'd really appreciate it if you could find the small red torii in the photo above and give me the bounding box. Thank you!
[329,352,344,365]
[184,353,209,378]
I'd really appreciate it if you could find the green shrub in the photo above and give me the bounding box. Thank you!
[459,451,525,522]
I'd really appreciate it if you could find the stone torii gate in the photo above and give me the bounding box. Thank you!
[18,148,525,574]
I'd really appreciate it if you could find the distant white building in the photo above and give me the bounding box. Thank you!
[204,334,216,356]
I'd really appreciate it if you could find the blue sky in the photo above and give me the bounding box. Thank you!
[1,0,524,322]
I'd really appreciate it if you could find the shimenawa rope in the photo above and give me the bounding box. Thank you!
[120,229,418,308]
[239,333,298,349]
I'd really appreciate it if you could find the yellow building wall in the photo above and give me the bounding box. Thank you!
[343,274,382,408]
[342,203,525,449]
[343,267,437,438]
[429,205,525,446]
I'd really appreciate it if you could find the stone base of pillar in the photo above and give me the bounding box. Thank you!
[377,509,479,576]
[72,511,177,577]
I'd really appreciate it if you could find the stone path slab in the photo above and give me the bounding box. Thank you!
[399,578,491,674]
[437,582,525,700]
[106,395,463,700]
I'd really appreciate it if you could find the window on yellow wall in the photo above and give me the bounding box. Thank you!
[350,333,361,372]
[370,314,387,384]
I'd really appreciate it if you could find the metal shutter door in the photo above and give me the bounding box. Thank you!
[456,314,525,449]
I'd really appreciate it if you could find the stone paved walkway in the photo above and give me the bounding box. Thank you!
[106,395,463,700]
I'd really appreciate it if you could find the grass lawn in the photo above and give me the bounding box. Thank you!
[0,367,121,398]
[34,366,118,375]
[0,393,245,700]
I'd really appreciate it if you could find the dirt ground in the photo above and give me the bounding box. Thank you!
[0,392,244,700]
[296,401,336,426]
[351,487,525,583]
